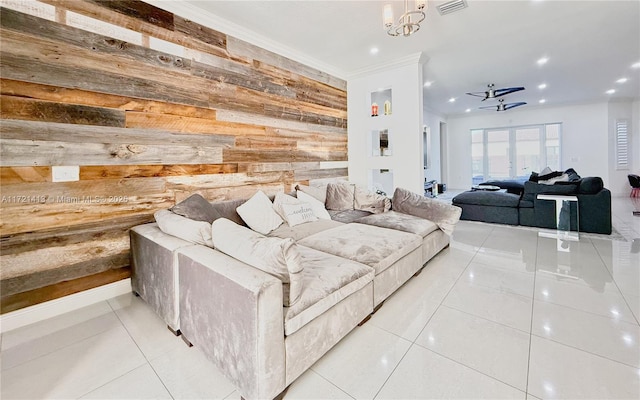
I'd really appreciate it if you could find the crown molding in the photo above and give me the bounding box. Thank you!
[144,0,347,80]
[347,52,428,80]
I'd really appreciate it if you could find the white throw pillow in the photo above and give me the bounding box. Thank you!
[281,202,318,227]
[236,190,283,234]
[211,218,303,306]
[295,184,327,204]
[297,190,331,220]
[154,209,213,247]
[272,192,302,220]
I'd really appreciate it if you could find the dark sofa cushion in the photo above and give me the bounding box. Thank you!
[452,191,520,208]
[579,177,604,194]
[171,194,222,223]
[481,180,524,195]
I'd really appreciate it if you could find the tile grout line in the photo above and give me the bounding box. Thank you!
[371,230,488,400]
[529,332,640,370]
[105,298,176,400]
[589,237,640,326]
[1,305,121,374]
[524,229,539,397]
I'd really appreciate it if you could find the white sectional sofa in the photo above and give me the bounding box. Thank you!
[130,184,461,400]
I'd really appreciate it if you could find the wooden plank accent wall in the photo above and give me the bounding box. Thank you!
[0,1,348,313]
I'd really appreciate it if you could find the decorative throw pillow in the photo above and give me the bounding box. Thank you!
[236,190,283,234]
[295,184,327,204]
[154,209,213,247]
[280,202,318,227]
[296,190,331,220]
[578,177,604,194]
[170,194,222,223]
[540,166,553,175]
[272,192,302,220]
[539,173,569,185]
[354,186,391,214]
[325,181,355,211]
[211,218,303,306]
[392,187,462,236]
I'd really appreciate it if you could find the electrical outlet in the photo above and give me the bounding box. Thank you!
[52,166,80,182]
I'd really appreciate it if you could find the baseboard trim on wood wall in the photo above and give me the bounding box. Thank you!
[0,279,132,333]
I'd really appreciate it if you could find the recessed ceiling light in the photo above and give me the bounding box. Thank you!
[616,78,628,84]
[465,108,471,113]
[539,99,546,104]
[448,97,456,103]
[424,81,433,87]
[606,89,616,95]
[538,83,547,90]
[537,57,549,66]
[370,47,379,55]
[632,62,640,69]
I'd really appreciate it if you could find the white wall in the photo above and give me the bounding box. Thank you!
[423,109,446,183]
[347,55,425,195]
[445,102,611,190]
[607,100,637,195]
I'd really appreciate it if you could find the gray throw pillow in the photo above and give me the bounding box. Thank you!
[171,194,222,224]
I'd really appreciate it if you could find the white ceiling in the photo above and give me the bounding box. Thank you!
[169,0,640,116]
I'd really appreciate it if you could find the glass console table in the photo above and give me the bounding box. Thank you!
[537,194,579,241]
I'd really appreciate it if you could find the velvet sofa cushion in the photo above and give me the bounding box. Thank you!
[211,218,303,307]
[209,198,248,226]
[578,177,604,194]
[521,181,580,202]
[298,223,421,276]
[357,211,439,238]
[328,209,373,224]
[325,182,355,211]
[354,186,391,214]
[392,187,462,236]
[453,190,521,208]
[267,219,344,241]
[283,245,374,336]
[171,194,222,223]
[480,180,525,195]
[154,209,213,247]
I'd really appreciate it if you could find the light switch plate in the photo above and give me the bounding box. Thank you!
[52,166,80,182]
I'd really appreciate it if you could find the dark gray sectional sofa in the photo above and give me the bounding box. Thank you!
[453,173,612,234]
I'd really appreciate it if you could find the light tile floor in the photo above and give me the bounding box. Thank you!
[2,197,639,400]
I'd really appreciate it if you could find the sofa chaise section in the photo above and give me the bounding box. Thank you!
[177,244,374,400]
[298,223,422,306]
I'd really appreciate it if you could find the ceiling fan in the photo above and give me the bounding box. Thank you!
[466,83,525,101]
[479,98,527,111]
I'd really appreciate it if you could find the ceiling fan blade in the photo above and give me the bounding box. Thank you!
[504,102,527,110]
[494,87,525,97]
[466,91,489,98]
[478,105,498,110]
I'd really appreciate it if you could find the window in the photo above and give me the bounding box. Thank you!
[615,119,629,170]
[471,123,562,184]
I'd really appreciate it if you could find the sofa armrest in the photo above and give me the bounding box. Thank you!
[391,187,462,235]
[177,246,286,400]
[130,223,197,330]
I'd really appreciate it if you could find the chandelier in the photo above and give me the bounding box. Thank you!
[383,0,427,37]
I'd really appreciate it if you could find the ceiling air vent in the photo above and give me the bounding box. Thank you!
[437,0,468,16]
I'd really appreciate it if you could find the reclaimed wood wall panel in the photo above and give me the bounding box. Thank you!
[0,1,347,313]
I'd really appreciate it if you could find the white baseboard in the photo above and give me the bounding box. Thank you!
[1,279,132,333]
